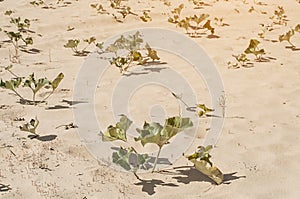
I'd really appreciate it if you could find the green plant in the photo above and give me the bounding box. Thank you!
[2,11,35,63]
[101,115,193,173]
[186,145,223,184]
[103,32,160,73]
[20,117,39,135]
[228,53,251,68]
[140,11,152,22]
[279,24,300,49]
[64,37,102,56]
[244,39,266,61]
[0,72,64,105]
[90,1,139,23]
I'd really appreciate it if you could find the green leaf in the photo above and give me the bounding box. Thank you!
[23,73,50,94]
[101,115,132,142]
[112,147,150,171]
[64,39,80,48]
[19,117,39,135]
[135,116,193,147]
[0,77,22,91]
[50,72,64,90]
[135,122,164,146]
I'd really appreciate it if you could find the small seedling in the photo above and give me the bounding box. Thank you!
[140,11,152,22]
[244,39,266,61]
[103,32,161,73]
[64,37,102,56]
[0,72,64,105]
[20,117,39,136]
[186,145,223,185]
[2,12,35,63]
[279,24,300,49]
[168,5,215,37]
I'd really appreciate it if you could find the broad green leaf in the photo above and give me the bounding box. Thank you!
[112,148,131,170]
[50,73,64,90]
[163,116,193,138]
[23,73,50,94]
[112,147,150,171]
[19,117,39,135]
[135,122,163,146]
[0,78,22,91]
[64,39,80,48]
[101,115,132,142]
[135,116,193,147]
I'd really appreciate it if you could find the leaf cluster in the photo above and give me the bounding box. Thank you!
[104,32,160,73]
[168,4,215,36]
[101,115,193,172]
[64,37,103,56]
[0,72,64,105]
[2,11,36,63]
[91,1,149,23]
[19,117,39,135]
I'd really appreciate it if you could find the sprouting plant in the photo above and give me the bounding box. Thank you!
[64,37,102,56]
[140,11,152,22]
[2,11,35,63]
[279,24,300,49]
[168,5,215,37]
[197,104,214,117]
[101,115,193,174]
[186,145,223,185]
[244,39,266,61]
[91,1,138,23]
[30,0,68,9]
[103,32,161,73]
[230,53,251,68]
[19,117,39,135]
[270,6,288,26]
[0,72,64,105]
[168,3,184,24]
[90,3,107,14]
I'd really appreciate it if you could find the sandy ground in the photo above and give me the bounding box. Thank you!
[0,0,299,198]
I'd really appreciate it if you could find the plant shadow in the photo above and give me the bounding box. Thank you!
[134,178,179,195]
[123,65,167,77]
[46,105,72,110]
[28,134,57,142]
[0,183,11,192]
[173,168,245,185]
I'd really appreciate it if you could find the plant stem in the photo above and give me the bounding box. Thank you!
[152,146,162,172]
